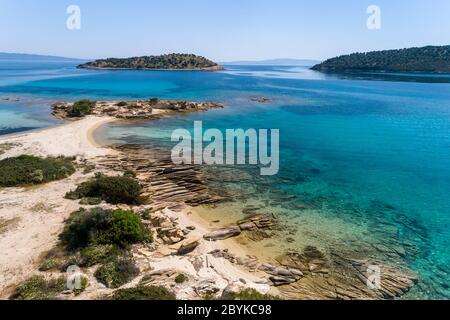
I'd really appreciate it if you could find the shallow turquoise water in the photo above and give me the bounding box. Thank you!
[1,60,449,298]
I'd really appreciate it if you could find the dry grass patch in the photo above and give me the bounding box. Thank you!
[0,217,20,235]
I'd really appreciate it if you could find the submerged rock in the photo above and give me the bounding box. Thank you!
[237,214,275,231]
[251,97,273,103]
[260,263,303,286]
[276,246,418,300]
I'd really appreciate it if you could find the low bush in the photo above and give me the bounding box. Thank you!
[66,99,96,117]
[140,209,151,220]
[60,207,150,250]
[72,276,89,295]
[0,155,75,187]
[116,101,128,107]
[38,257,61,271]
[10,276,66,300]
[79,197,102,205]
[94,255,139,288]
[175,274,187,284]
[65,173,142,204]
[228,288,281,300]
[79,244,119,267]
[111,286,176,300]
[126,104,140,110]
[123,170,136,178]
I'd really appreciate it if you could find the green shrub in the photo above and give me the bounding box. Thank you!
[38,257,61,271]
[79,244,118,267]
[111,286,176,300]
[66,174,142,204]
[123,170,137,178]
[94,255,139,288]
[175,274,187,284]
[141,209,151,220]
[79,197,102,205]
[60,208,150,250]
[10,276,66,300]
[66,100,96,117]
[73,276,89,295]
[0,155,75,187]
[126,104,140,110]
[107,209,150,244]
[228,288,281,300]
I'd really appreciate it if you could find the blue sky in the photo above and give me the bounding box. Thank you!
[1,0,450,61]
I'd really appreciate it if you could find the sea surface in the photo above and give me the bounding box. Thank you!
[0,59,449,299]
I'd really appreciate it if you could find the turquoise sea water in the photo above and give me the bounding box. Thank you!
[0,60,449,299]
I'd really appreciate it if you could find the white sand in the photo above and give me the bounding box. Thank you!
[0,116,115,160]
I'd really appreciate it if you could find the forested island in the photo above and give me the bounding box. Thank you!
[78,53,223,71]
[311,45,450,73]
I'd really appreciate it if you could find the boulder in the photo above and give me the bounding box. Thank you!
[269,276,296,286]
[194,279,220,296]
[221,282,246,300]
[239,222,257,231]
[260,263,303,286]
[203,226,241,241]
[177,237,201,255]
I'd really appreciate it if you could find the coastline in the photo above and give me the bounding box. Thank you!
[78,66,225,71]
[86,117,118,148]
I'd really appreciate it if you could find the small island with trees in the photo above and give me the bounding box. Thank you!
[78,53,224,71]
[311,45,450,74]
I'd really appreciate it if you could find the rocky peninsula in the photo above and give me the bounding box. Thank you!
[51,99,223,120]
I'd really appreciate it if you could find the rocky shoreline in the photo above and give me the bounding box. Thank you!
[78,65,225,71]
[51,99,223,120]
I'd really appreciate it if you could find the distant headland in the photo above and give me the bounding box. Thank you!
[311,45,450,74]
[78,53,224,71]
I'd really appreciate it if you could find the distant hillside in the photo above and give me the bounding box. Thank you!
[0,52,84,62]
[311,46,450,73]
[78,54,223,71]
[224,58,319,66]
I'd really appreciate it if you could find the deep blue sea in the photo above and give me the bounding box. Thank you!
[0,59,449,299]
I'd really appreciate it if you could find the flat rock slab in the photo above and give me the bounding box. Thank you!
[203,226,241,241]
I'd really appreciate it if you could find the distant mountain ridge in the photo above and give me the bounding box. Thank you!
[0,52,85,62]
[311,45,450,73]
[78,54,223,71]
[223,58,320,66]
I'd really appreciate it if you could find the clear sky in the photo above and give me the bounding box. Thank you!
[1,0,450,61]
